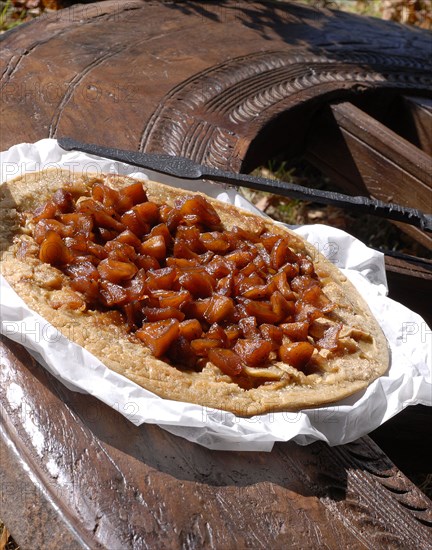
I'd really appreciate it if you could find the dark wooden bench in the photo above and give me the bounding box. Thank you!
[1,2,431,547]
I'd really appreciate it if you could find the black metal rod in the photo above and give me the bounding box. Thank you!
[58,137,432,232]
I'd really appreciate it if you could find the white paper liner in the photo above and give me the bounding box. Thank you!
[1,139,431,452]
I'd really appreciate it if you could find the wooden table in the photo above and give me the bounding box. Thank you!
[1,2,431,548]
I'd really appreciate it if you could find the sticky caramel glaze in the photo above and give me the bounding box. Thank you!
[29,181,339,385]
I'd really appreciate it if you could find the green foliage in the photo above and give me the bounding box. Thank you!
[0,0,27,32]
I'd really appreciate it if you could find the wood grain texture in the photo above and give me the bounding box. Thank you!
[1,1,432,548]
[400,96,432,156]
[330,102,432,250]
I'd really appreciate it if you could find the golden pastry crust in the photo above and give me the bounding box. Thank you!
[0,170,389,415]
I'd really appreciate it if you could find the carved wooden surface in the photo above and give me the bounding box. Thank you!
[1,0,431,154]
[1,1,431,548]
[140,49,432,167]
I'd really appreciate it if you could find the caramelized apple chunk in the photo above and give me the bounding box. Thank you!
[279,342,315,371]
[39,230,73,266]
[97,258,138,283]
[208,348,244,377]
[136,319,180,357]
[233,338,272,367]
[175,195,221,228]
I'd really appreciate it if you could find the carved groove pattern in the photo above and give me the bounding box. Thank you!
[343,442,432,531]
[141,49,432,170]
[314,441,432,545]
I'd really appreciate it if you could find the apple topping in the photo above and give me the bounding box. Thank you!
[28,180,347,384]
